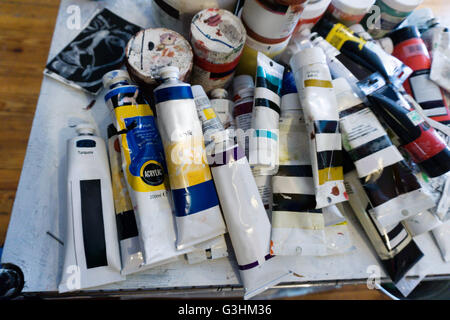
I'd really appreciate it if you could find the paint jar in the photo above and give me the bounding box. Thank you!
[190,9,246,93]
[389,26,450,125]
[241,0,305,44]
[153,66,227,250]
[327,0,375,26]
[235,34,291,77]
[151,0,237,39]
[365,0,424,39]
[210,88,235,130]
[293,0,331,35]
[125,28,193,90]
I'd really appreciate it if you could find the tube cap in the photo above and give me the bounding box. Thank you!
[107,123,118,139]
[377,37,394,54]
[159,66,180,80]
[387,26,421,46]
[210,88,228,99]
[102,69,131,89]
[76,123,96,136]
[290,47,326,71]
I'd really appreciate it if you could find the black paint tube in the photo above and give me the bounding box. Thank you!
[342,154,424,284]
[312,17,412,88]
[367,85,450,178]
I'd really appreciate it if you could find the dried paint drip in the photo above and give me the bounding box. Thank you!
[190,8,246,93]
[125,28,193,87]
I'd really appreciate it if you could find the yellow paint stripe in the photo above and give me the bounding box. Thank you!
[304,79,333,88]
[318,166,344,185]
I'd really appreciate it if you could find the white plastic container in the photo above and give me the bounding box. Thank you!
[294,0,331,34]
[328,0,375,26]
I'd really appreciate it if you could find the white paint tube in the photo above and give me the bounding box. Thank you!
[154,67,227,251]
[249,52,284,176]
[185,235,229,264]
[290,47,347,209]
[323,205,354,256]
[431,220,450,262]
[253,174,273,217]
[402,211,442,238]
[343,169,424,284]
[270,72,327,256]
[414,172,450,222]
[106,124,144,275]
[59,124,124,293]
[103,70,189,268]
[210,88,235,131]
[334,77,435,228]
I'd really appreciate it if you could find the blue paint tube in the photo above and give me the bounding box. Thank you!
[249,52,284,175]
[153,66,227,251]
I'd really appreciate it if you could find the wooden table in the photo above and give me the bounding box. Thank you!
[1,0,449,300]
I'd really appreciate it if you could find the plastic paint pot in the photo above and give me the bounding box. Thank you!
[327,0,375,26]
[274,0,308,5]
[389,26,450,125]
[293,0,331,34]
[125,28,193,89]
[364,0,424,39]
[190,8,246,93]
[235,34,291,77]
[241,0,305,44]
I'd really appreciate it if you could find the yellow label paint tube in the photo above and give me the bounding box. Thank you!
[249,52,285,176]
[271,75,327,256]
[334,78,435,228]
[290,47,347,209]
[103,70,189,268]
[106,124,144,275]
[154,67,227,251]
[59,124,124,293]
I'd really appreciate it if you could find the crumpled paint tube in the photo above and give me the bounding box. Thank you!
[367,84,450,178]
[154,67,227,251]
[106,124,144,275]
[323,205,354,256]
[343,169,424,284]
[290,46,347,209]
[415,172,450,222]
[185,235,229,265]
[402,210,442,237]
[103,70,188,268]
[311,17,412,88]
[249,52,284,175]
[270,70,327,256]
[431,221,450,262]
[334,78,435,228]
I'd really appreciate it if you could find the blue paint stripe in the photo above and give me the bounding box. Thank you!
[104,86,137,102]
[154,85,193,104]
[254,129,278,141]
[256,66,282,88]
[172,179,219,217]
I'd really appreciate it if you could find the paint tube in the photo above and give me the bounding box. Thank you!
[125,28,193,90]
[402,211,442,238]
[233,87,254,159]
[290,47,347,208]
[190,8,246,93]
[210,88,235,130]
[388,26,450,125]
[323,204,353,255]
[154,66,227,250]
[327,0,375,26]
[185,235,229,264]
[311,17,412,88]
[270,77,327,256]
[249,52,284,175]
[106,124,144,275]
[103,70,189,268]
[367,84,450,178]
[343,169,424,284]
[59,124,124,293]
[334,78,435,227]
[348,24,394,54]
[431,221,450,262]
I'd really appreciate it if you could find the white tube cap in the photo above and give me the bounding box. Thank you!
[290,47,326,71]
[159,66,180,80]
[102,69,131,89]
[210,88,228,99]
[75,123,96,136]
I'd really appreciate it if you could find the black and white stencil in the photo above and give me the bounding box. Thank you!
[45,8,141,94]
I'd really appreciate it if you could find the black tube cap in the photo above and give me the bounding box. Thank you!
[388,26,421,46]
[107,123,118,139]
[0,263,24,300]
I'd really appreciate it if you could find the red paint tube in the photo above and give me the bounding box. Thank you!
[389,26,450,125]
[367,84,450,178]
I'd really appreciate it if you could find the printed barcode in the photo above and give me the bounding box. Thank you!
[403,43,426,58]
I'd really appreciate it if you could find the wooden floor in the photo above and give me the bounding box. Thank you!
[0,0,448,299]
